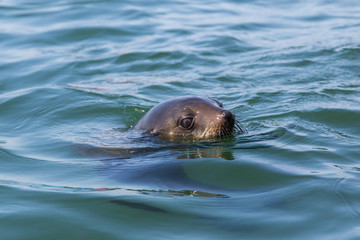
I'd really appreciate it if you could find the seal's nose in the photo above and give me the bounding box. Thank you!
[221,110,233,121]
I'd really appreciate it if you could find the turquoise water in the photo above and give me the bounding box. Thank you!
[1,0,360,239]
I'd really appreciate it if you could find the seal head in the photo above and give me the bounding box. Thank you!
[134,96,244,139]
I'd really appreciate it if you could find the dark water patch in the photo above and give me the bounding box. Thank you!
[256,48,337,66]
[229,22,286,31]
[302,108,360,131]
[0,179,121,194]
[195,35,258,55]
[111,199,168,213]
[337,47,360,60]
[39,26,145,44]
[115,52,157,65]
[333,22,360,30]
[164,28,193,36]
[148,51,186,60]
[322,87,360,96]
[282,59,315,67]
[133,188,230,198]
[296,14,335,22]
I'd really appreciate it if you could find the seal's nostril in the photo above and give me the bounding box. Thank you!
[221,110,233,120]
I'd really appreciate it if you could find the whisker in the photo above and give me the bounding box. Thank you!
[234,119,247,134]
[206,116,245,138]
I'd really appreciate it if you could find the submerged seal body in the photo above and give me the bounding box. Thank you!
[134,96,244,139]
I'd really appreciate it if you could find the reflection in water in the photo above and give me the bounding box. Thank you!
[178,147,235,160]
[0,179,229,198]
[110,199,168,213]
[131,189,229,198]
[74,127,288,195]
[76,126,287,158]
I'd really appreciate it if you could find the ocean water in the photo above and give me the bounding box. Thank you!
[1,0,360,239]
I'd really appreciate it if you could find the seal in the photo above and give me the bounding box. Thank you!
[134,96,245,139]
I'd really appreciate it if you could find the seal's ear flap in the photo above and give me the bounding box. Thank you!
[208,97,223,108]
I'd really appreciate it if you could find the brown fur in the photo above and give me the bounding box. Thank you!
[134,96,242,139]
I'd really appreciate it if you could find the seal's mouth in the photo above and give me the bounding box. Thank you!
[200,116,246,138]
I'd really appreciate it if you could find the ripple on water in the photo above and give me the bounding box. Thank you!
[1,0,360,239]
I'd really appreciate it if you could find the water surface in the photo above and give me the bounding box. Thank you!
[1,0,360,239]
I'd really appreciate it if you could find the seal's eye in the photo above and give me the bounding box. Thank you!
[180,117,194,130]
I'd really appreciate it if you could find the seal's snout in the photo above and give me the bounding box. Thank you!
[220,110,233,121]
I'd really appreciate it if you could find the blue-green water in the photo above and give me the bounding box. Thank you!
[1,0,360,239]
